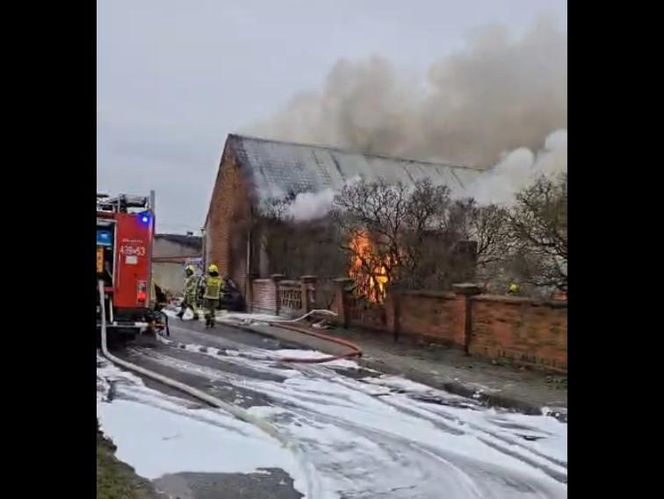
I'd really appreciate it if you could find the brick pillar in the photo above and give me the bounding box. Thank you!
[333,278,353,328]
[271,274,285,316]
[453,283,483,355]
[385,289,401,343]
[300,275,317,314]
[246,272,259,312]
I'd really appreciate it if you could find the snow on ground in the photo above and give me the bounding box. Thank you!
[131,345,567,499]
[269,349,361,369]
[221,311,282,323]
[96,356,310,494]
[98,317,567,499]
[361,374,566,462]
[219,311,337,328]
[363,374,445,393]
[161,334,360,370]
[164,308,284,325]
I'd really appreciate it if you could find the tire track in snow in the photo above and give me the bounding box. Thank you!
[130,343,566,498]
[290,363,567,479]
[269,404,558,499]
[289,371,567,486]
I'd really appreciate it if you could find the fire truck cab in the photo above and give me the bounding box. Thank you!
[97,192,166,343]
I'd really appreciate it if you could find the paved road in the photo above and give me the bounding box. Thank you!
[99,320,567,499]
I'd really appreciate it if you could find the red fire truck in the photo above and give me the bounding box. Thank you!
[96,192,167,343]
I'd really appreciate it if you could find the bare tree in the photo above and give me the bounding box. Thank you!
[331,180,410,301]
[253,197,346,281]
[332,179,473,298]
[400,180,453,277]
[470,204,512,268]
[508,173,567,292]
[446,199,511,268]
[254,173,567,302]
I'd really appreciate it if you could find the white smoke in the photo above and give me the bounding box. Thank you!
[274,131,566,222]
[249,17,566,169]
[467,129,567,205]
[282,175,362,222]
[287,188,336,222]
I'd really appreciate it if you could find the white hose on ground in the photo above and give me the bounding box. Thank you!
[184,307,336,327]
[224,309,338,326]
[98,281,322,497]
[268,309,338,323]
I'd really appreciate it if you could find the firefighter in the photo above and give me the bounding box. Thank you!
[150,280,170,336]
[177,265,199,320]
[508,282,520,295]
[202,264,223,328]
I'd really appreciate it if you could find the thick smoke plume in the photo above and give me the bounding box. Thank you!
[249,18,566,168]
[277,129,566,222]
[467,128,567,205]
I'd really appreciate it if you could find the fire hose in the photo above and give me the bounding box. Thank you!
[98,281,322,497]
[225,309,363,364]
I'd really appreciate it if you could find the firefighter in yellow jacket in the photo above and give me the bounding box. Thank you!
[203,264,223,328]
[177,265,199,321]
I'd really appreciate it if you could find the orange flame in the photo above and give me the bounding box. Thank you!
[348,232,389,303]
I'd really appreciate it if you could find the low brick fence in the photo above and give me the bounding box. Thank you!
[330,279,567,373]
[247,275,567,372]
[469,295,567,372]
[248,274,317,318]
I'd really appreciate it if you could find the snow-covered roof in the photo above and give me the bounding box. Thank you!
[155,233,202,251]
[226,134,484,200]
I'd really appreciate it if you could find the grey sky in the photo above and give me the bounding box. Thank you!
[97,0,566,233]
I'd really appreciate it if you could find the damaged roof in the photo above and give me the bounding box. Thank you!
[227,134,484,200]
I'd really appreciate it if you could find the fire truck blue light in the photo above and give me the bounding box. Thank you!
[137,211,151,224]
[96,230,112,247]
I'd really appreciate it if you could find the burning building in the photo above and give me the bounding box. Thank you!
[203,134,484,305]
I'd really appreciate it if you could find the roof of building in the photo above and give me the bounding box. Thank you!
[226,134,485,200]
[155,233,202,251]
[204,134,487,225]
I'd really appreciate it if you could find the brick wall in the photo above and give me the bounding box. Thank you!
[251,279,277,314]
[205,145,252,297]
[331,279,567,373]
[348,295,386,331]
[205,150,235,276]
[396,291,466,346]
[248,275,316,318]
[469,295,567,371]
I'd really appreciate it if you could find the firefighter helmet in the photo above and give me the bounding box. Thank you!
[185,265,195,274]
[208,264,219,274]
